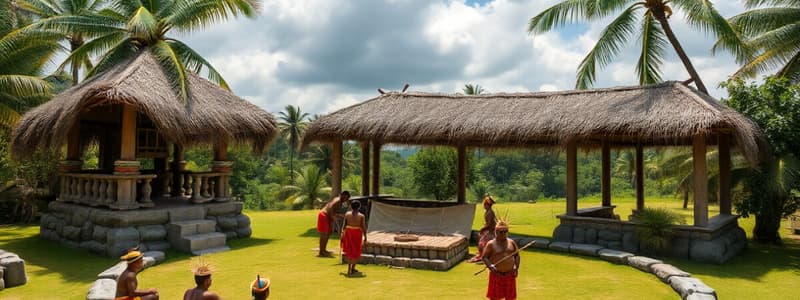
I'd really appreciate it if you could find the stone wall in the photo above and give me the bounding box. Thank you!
[40,201,252,257]
[552,214,747,264]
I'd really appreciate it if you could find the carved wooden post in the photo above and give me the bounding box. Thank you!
[566,140,578,216]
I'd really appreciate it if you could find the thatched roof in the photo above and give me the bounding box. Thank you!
[302,82,764,165]
[12,50,278,157]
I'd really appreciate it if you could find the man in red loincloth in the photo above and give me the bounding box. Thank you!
[482,220,520,300]
[341,200,367,275]
[470,194,497,263]
[317,191,350,257]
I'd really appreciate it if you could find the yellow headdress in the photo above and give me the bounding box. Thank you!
[191,257,215,276]
[482,194,495,206]
[120,249,144,263]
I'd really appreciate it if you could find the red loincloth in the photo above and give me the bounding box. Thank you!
[486,271,517,300]
[316,211,330,233]
[341,226,363,260]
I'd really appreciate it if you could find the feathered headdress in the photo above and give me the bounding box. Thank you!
[191,257,215,276]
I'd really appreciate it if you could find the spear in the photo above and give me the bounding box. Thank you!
[473,240,536,276]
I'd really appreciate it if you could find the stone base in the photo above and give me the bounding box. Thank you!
[358,232,469,270]
[40,200,251,257]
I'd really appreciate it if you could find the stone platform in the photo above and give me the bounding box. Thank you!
[353,231,468,270]
[40,198,251,257]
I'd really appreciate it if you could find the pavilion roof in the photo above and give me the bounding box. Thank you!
[12,50,278,157]
[302,82,765,166]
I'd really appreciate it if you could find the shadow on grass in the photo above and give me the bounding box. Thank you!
[299,227,342,238]
[227,237,276,250]
[0,235,112,284]
[669,242,800,280]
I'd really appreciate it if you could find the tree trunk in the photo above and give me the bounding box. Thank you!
[682,190,689,209]
[753,213,782,244]
[289,150,295,184]
[70,37,83,86]
[654,13,709,94]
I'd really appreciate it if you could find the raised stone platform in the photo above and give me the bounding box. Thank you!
[358,231,469,270]
[40,199,251,257]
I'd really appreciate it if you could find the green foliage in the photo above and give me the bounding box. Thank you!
[278,105,309,183]
[469,178,491,203]
[631,207,686,254]
[408,147,476,200]
[728,0,800,81]
[282,164,331,209]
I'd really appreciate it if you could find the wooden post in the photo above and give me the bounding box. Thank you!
[361,142,370,197]
[371,142,381,196]
[119,104,137,161]
[693,134,709,227]
[213,138,228,161]
[566,141,577,216]
[601,141,611,207]
[636,144,644,211]
[718,134,732,215]
[332,140,343,197]
[66,122,81,160]
[457,145,467,203]
[171,144,185,197]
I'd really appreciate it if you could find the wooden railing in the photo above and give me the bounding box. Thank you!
[58,173,157,210]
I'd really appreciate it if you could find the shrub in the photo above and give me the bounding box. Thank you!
[631,207,686,254]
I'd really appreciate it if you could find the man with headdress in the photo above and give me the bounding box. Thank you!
[482,220,520,300]
[317,190,350,257]
[183,259,219,300]
[116,248,159,300]
[469,194,497,263]
[250,274,270,299]
[341,200,367,275]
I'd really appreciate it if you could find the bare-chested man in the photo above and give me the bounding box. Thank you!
[470,195,497,262]
[341,200,367,275]
[182,261,219,300]
[116,249,159,300]
[317,191,350,257]
[482,221,520,300]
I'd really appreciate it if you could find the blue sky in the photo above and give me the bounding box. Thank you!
[177,0,749,115]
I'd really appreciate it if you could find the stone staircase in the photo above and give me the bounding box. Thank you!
[168,220,230,255]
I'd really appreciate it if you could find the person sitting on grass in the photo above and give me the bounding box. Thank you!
[116,248,159,300]
[183,259,219,300]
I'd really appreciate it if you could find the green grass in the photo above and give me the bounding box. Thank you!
[1,197,798,299]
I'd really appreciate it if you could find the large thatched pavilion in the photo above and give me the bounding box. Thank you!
[302,81,764,264]
[11,51,278,256]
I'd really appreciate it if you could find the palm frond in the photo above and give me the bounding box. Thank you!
[636,12,667,85]
[0,75,51,100]
[528,0,613,34]
[744,0,800,9]
[85,37,137,78]
[166,38,230,90]
[776,51,800,81]
[151,41,191,105]
[729,7,800,38]
[575,3,641,89]
[30,14,124,36]
[0,102,22,129]
[671,0,752,63]
[58,31,126,72]
[128,6,159,42]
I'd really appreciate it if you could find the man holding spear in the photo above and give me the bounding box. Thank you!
[481,220,523,300]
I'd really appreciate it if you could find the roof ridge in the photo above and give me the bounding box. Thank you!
[389,81,678,99]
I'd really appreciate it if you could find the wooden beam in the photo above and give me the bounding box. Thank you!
[718,134,732,215]
[566,141,577,216]
[371,142,381,196]
[601,141,611,207]
[457,145,467,204]
[636,144,644,211]
[331,140,343,197]
[119,104,137,160]
[361,142,370,197]
[693,134,709,227]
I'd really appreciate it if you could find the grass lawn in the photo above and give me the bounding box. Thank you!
[1,197,798,299]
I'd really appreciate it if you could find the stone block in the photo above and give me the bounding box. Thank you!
[0,277,4,290]
[532,238,550,249]
[690,240,726,264]
[429,259,448,271]
[607,241,623,250]
[374,255,392,265]
[97,261,128,280]
[80,221,94,241]
[86,278,117,300]
[106,227,140,257]
[585,228,597,244]
[548,242,571,252]
[572,227,586,244]
[168,206,206,222]
[598,249,634,264]
[144,251,166,263]
[144,241,171,252]
[206,202,241,216]
[0,256,26,287]
[217,216,238,231]
[622,231,639,253]
[627,256,662,273]
[599,230,621,241]
[236,227,252,238]
[650,263,690,283]
[70,208,89,226]
[236,214,251,228]
[359,254,375,264]
[569,243,603,256]
[83,240,107,255]
[40,228,59,242]
[410,258,429,269]
[668,237,690,260]
[223,231,237,239]
[552,225,573,242]
[669,276,716,299]
[142,256,156,268]
[686,293,717,300]
[392,257,411,268]
[137,225,167,241]
[93,225,109,243]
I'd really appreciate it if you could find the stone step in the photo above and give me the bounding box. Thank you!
[191,246,231,256]
[177,232,227,253]
[168,220,217,238]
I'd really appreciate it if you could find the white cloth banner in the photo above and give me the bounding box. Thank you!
[368,201,476,238]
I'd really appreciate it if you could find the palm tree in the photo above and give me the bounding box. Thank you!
[463,83,484,95]
[34,0,261,102]
[528,0,748,94]
[0,1,59,128]
[307,142,359,173]
[18,0,106,86]
[727,0,800,82]
[278,105,309,183]
[282,164,331,209]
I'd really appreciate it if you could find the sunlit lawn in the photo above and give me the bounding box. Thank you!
[0,197,798,299]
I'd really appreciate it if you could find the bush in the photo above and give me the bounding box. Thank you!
[631,207,686,255]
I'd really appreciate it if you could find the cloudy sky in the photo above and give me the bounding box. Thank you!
[178,0,749,116]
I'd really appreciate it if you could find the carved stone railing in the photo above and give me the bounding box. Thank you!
[165,171,231,204]
[58,173,157,210]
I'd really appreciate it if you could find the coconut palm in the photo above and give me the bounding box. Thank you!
[463,83,484,95]
[727,0,800,82]
[278,105,309,183]
[306,142,359,173]
[34,0,261,102]
[0,2,59,128]
[17,0,107,85]
[528,0,749,94]
[282,164,331,209]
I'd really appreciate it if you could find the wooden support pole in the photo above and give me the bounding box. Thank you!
[213,138,228,161]
[371,142,381,196]
[66,122,81,160]
[331,140,343,197]
[566,141,578,216]
[693,134,709,227]
[361,142,370,197]
[601,141,611,207]
[718,134,732,215]
[457,145,467,204]
[119,104,137,161]
[636,144,644,211]
[171,144,184,197]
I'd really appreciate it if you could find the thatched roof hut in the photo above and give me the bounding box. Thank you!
[302,81,763,165]
[11,50,278,157]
